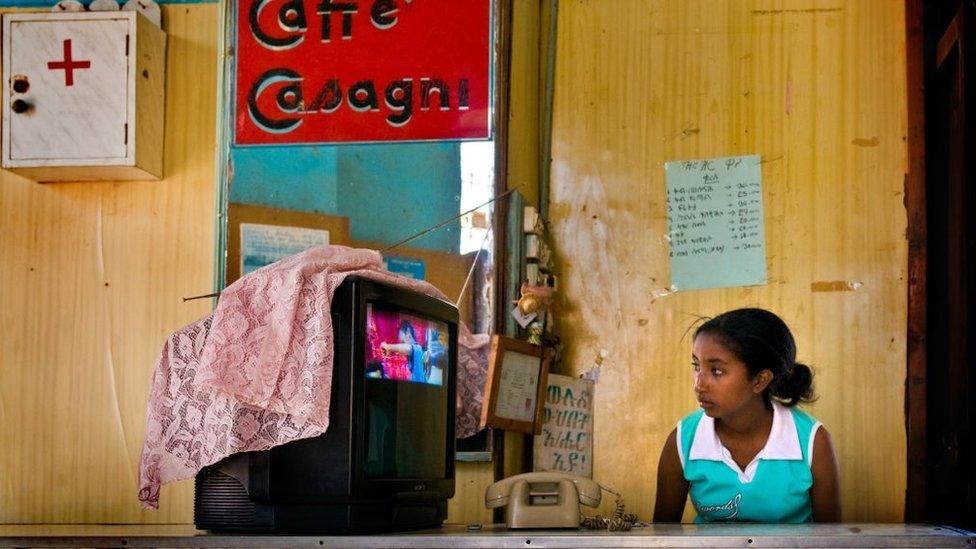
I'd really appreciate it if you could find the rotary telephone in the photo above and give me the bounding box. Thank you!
[484,472,601,529]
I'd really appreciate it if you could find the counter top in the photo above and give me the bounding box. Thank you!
[0,523,973,548]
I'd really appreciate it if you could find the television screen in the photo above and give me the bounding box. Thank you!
[363,302,451,479]
[364,303,449,386]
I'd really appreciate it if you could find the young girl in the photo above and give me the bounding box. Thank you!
[653,308,841,523]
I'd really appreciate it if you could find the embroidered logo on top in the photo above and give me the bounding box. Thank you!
[697,493,742,520]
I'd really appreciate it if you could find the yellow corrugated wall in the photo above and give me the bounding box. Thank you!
[0,4,218,523]
[547,0,907,522]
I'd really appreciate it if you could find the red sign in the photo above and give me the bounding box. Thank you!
[235,0,491,145]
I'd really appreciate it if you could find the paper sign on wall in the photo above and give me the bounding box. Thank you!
[665,155,767,291]
[533,374,593,478]
[383,256,426,280]
[240,223,329,275]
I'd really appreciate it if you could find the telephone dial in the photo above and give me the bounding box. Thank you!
[484,472,602,529]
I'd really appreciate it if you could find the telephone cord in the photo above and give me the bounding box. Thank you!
[579,485,646,531]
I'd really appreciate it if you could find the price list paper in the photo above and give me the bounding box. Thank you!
[665,155,767,291]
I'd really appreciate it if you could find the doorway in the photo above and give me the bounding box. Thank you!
[907,0,976,529]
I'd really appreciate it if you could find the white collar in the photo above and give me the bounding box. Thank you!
[689,400,802,462]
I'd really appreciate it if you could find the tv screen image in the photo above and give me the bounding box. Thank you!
[365,304,449,386]
[363,303,450,480]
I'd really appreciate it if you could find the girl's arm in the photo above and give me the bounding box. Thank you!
[810,427,841,522]
[381,342,413,355]
[653,428,689,522]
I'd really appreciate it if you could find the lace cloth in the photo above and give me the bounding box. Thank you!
[456,324,490,439]
[137,245,450,509]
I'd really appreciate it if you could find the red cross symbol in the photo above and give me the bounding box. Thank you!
[47,39,91,87]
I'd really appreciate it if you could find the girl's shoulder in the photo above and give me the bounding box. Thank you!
[777,403,824,462]
[785,404,820,433]
[676,409,706,462]
[677,408,706,432]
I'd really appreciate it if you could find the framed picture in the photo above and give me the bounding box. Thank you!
[480,335,551,435]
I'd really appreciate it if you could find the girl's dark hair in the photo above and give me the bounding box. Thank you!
[694,308,815,407]
[398,320,416,342]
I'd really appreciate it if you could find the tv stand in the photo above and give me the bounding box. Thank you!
[195,466,447,534]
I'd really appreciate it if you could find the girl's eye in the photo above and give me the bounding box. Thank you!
[692,363,700,372]
[712,368,724,376]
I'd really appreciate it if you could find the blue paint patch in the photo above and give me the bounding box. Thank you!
[228,141,460,254]
[383,256,426,280]
[338,142,460,253]
[229,145,340,214]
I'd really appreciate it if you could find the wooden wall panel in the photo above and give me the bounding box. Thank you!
[0,4,218,523]
[447,461,494,525]
[507,0,541,207]
[548,1,907,522]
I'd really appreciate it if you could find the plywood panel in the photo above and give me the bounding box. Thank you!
[507,0,540,207]
[446,461,494,525]
[0,4,219,523]
[548,1,907,522]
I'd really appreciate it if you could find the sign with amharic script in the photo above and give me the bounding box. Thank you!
[533,374,594,478]
[235,0,491,145]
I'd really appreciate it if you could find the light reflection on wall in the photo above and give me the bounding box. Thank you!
[459,141,495,254]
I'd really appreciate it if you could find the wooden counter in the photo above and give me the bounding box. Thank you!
[0,523,972,548]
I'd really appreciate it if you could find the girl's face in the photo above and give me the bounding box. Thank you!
[692,332,768,418]
[398,329,413,344]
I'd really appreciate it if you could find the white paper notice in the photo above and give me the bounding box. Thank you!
[240,223,329,275]
[494,351,541,422]
[665,155,767,290]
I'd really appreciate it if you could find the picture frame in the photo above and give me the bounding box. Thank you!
[480,335,551,435]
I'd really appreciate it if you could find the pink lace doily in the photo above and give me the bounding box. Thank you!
[137,245,459,508]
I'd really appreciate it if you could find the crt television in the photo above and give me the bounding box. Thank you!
[194,276,458,533]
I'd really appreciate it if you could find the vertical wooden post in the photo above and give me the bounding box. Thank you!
[903,0,927,524]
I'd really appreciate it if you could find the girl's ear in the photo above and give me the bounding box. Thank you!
[753,369,774,393]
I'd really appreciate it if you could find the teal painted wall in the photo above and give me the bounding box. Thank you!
[229,142,461,254]
[229,146,339,214]
[337,142,460,253]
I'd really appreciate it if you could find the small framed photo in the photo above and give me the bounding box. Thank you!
[480,335,551,435]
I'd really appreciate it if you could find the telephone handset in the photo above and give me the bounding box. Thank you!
[485,472,602,529]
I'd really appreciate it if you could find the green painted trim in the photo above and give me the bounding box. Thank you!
[456,451,492,462]
[211,0,232,297]
[539,0,558,220]
[504,191,524,337]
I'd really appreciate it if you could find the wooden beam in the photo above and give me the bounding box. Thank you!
[903,0,928,523]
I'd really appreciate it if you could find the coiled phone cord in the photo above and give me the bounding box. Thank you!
[579,485,645,531]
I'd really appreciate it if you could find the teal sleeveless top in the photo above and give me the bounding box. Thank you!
[678,402,821,523]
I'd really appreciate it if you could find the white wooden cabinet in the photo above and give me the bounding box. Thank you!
[1,11,165,182]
